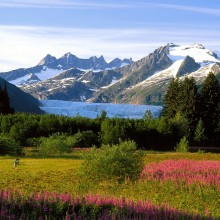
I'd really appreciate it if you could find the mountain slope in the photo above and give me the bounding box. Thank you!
[0,78,43,113]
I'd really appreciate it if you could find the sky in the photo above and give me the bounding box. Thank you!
[0,0,220,72]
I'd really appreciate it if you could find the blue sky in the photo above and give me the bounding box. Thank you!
[0,0,220,71]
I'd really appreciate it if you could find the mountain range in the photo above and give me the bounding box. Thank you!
[0,53,133,86]
[0,43,220,109]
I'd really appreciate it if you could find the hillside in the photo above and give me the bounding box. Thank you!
[0,77,43,113]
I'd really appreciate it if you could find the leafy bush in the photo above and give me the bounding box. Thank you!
[79,140,144,183]
[0,136,21,155]
[38,134,71,156]
[175,136,189,152]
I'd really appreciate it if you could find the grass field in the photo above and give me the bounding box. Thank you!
[0,151,220,219]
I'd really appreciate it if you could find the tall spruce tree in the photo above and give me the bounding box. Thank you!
[0,83,14,114]
[178,77,198,138]
[193,118,206,146]
[200,72,220,138]
[163,78,180,118]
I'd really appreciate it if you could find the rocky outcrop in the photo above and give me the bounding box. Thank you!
[176,56,200,77]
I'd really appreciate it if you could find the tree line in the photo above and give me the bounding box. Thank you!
[0,72,219,155]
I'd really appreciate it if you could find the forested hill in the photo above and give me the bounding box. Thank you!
[0,77,43,114]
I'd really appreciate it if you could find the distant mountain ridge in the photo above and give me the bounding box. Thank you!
[0,53,133,86]
[1,43,220,105]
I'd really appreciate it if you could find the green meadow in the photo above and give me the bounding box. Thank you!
[1,151,219,218]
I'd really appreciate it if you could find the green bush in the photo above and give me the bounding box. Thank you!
[0,136,21,155]
[79,140,144,183]
[175,136,189,152]
[38,134,71,156]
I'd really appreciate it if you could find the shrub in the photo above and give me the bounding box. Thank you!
[0,136,21,155]
[38,134,71,156]
[79,140,144,183]
[175,136,189,152]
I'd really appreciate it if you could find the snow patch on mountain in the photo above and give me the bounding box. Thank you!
[35,67,63,81]
[9,67,63,86]
[120,62,130,67]
[81,80,90,83]
[130,59,184,90]
[10,74,33,86]
[168,43,220,64]
[189,63,220,83]
[101,77,119,89]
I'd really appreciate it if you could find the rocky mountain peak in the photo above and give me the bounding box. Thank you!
[98,55,105,61]
[61,52,77,60]
[147,45,171,67]
[125,58,133,62]
[38,54,57,66]
[176,55,200,77]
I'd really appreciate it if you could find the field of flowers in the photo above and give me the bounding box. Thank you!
[0,152,219,219]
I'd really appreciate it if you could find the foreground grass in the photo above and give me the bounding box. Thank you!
[0,152,220,218]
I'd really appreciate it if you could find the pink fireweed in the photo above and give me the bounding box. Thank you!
[140,160,220,186]
[0,190,212,219]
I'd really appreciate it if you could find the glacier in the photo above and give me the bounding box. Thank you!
[40,100,163,119]
[168,43,220,64]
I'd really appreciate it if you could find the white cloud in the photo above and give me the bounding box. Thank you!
[0,0,133,9]
[1,0,220,17]
[0,25,220,72]
[141,3,220,16]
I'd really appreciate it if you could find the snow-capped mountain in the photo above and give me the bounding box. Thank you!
[0,53,133,86]
[1,43,220,105]
[90,43,220,104]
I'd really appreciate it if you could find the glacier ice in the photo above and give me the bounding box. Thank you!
[40,100,162,119]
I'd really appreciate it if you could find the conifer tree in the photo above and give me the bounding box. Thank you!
[0,85,3,113]
[193,118,206,146]
[0,83,14,114]
[200,72,220,137]
[178,77,198,138]
[163,78,180,118]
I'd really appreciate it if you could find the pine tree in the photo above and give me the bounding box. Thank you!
[163,78,180,118]
[0,83,14,114]
[200,72,220,138]
[0,85,3,113]
[193,118,206,146]
[178,77,198,139]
